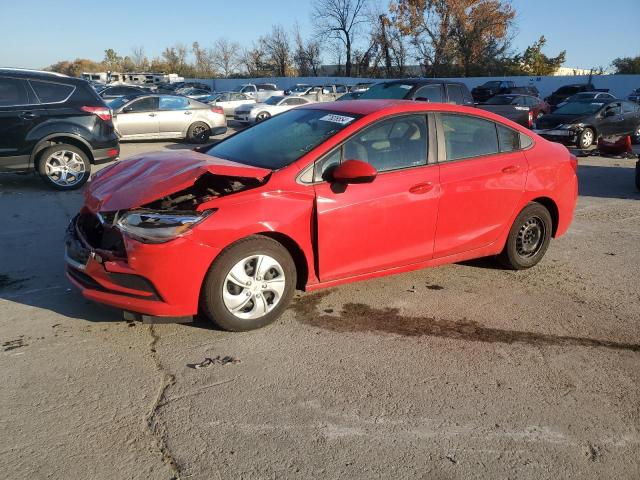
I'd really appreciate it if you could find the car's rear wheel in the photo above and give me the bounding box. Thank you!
[577,128,595,149]
[201,236,296,331]
[255,111,271,122]
[186,122,211,144]
[37,144,90,190]
[497,203,552,270]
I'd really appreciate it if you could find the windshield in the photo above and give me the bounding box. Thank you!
[481,81,502,88]
[264,96,283,105]
[291,85,310,93]
[486,95,517,105]
[358,82,413,99]
[207,109,360,169]
[554,101,604,115]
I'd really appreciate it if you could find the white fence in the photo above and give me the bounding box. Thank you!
[186,75,640,99]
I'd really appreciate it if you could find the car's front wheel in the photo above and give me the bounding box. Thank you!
[201,236,297,331]
[497,203,552,270]
[577,127,595,149]
[255,111,271,122]
[37,144,90,190]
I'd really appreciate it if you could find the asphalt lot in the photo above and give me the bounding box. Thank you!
[1,134,639,479]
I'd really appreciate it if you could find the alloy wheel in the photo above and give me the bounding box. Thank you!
[44,150,86,187]
[580,129,594,148]
[222,254,286,320]
[192,124,208,141]
[515,216,545,258]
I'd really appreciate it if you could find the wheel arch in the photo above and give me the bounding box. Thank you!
[31,134,94,167]
[256,231,309,290]
[530,196,559,237]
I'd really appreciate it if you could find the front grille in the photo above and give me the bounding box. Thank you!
[77,212,126,257]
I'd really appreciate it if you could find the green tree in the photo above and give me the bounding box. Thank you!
[102,48,122,71]
[611,56,640,74]
[513,36,565,76]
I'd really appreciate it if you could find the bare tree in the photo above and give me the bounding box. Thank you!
[131,45,149,71]
[293,24,322,76]
[212,38,242,78]
[262,25,292,77]
[192,42,216,77]
[313,0,369,76]
[241,42,270,77]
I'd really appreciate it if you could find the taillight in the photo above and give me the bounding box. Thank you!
[527,110,533,128]
[81,106,112,122]
[211,106,224,115]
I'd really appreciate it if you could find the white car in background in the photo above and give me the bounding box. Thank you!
[206,91,256,117]
[234,95,314,124]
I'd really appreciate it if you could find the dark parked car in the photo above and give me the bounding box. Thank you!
[471,80,539,103]
[158,82,211,93]
[476,94,549,128]
[627,88,640,104]
[358,79,473,105]
[0,68,119,189]
[544,84,598,110]
[99,85,149,100]
[534,99,640,149]
[554,91,615,109]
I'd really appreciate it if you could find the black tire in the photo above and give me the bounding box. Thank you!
[255,111,271,123]
[186,122,211,144]
[201,236,297,331]
[37,144,90,191]
[497,203,553,270]
[635,160,640,191]
[577,127,595,149]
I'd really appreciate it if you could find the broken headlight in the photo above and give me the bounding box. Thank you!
[116,210,213,243]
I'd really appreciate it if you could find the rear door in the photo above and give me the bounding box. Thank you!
[157,96,192,137]
[434,113,527,258]
[114,96,159,138]
[314,114,440,281]
[0,76,45,171]
[621,101,640,134]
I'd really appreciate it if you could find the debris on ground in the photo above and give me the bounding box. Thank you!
[445,453,457,464]
[188,356,241,369]
[3,337,28,351]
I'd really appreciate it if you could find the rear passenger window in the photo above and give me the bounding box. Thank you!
[497,125,520,152]
[0,77,30,106]
[441,114,499,161]
[30,80,74,103]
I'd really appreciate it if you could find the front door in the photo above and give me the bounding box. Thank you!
[114,96,159,139]
[599,102,625,136]
[434,113,527,258]
[315,114,440,282]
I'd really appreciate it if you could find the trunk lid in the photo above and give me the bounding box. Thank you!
[85,150,271,212]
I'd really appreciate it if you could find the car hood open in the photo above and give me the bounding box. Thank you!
[85,150,271,212]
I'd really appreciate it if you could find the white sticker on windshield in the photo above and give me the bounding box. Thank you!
[319,114,355,125]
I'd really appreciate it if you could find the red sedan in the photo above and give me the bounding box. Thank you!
[65,100,578,331]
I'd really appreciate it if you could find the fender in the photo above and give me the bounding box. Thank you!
[29,130,94,168]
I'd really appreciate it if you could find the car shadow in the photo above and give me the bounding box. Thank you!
[577,163,639,200]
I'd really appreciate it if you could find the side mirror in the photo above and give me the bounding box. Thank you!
[122,106,133,113]
[332,159,377,184]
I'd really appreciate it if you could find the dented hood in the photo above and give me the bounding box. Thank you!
[85,150,271,212]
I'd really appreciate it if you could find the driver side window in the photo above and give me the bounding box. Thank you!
[126,97,158,112]
[313,114,428,181]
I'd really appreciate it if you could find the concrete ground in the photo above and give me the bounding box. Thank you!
[1,135,639,480]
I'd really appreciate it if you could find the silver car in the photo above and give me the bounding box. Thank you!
[110,95,227,143]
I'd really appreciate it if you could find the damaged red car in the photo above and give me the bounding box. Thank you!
[65,100,578,331]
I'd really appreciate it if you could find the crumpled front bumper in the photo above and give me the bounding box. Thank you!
[64,214,221,320]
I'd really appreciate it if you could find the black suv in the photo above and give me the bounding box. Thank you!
[357,79,474,105]
[0,69,119,190]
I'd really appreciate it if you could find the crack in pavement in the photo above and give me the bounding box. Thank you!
[145,324,181,479]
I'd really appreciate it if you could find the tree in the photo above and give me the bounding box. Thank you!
[102,48,122,71]
[514,35,566,76]
[131,45,149,71]
[212,38,242,77]
[292,25,322,77]
[241,42,271,77]
[48,58,101,77]
[611,55,640,74]
[192,41,216,77]
[313,0,369,76]
[261,25,292,76]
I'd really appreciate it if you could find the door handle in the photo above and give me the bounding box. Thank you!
[409,182,434,194]
[184,111,193,115]
[502,165,520,174]
[148,113,156,117]
[19,112,38,120]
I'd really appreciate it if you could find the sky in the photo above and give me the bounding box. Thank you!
[0,0,638,71]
